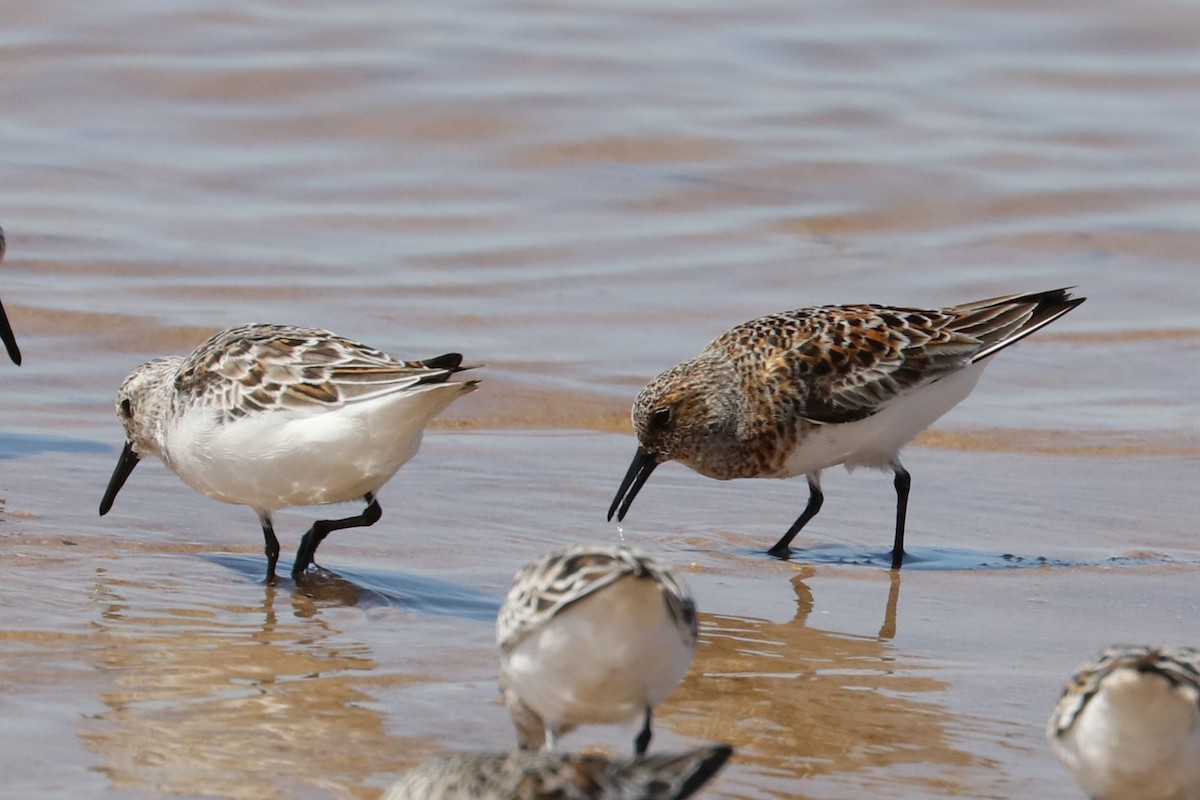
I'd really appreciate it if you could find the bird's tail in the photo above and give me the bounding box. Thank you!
[949,287,1085,362]
[613,744,734,800]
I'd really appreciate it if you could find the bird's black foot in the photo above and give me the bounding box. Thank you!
[290,493,382,581]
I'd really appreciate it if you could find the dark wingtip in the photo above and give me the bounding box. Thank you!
[674,744,735,800]
[411,353,484,388]
[1022,287,1088,336]
[965,287,1087,363]
[1047,286,1087,308]
[419,352,464,371]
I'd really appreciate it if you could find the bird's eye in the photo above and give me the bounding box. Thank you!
[120,398,133,417]
[651,407,671,428]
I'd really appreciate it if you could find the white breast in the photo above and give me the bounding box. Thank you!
[500,575,694,731]
[161,382,467,510]
[1052,668,1200,800]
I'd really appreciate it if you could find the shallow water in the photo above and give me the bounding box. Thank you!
[2,0,1199,798]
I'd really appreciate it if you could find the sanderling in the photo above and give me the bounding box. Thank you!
[497,545,698,756]
[98,324,478,582]
[608,288,1085,569]
[384,745,732,800]
[1047,645,1200,800]
[0,227,22,365]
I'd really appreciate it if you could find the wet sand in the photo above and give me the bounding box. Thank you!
[2,0,1200,798]
[2,428,1198,799]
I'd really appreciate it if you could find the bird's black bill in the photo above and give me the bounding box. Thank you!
[0,300,20,366]
[0,226,17,366]
[607,447,659,522]
[99,441,140,516]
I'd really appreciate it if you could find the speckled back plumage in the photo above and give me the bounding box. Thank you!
[496,545,697,651]
[1048,645,1200,737]
[710,304,977,425]
[169,323,470,422]
[384,745,733,800]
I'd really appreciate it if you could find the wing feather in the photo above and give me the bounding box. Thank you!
[716,288,1082,424]
[719,306,978,424]
[174,324,465,419]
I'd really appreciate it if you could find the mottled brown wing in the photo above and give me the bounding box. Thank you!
[721,305,982,424]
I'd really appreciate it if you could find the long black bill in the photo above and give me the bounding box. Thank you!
[0,301,20,366]
[0,227,20,366]
[607,447,659,522]
[99,441,141,516]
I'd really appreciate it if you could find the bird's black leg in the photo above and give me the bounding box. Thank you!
[890,463,911,570]
[292,493,382,580]
[258,511,280,584]
[634,705,653,757]
[767,475,824,559]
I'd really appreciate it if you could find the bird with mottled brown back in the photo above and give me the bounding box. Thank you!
[609,288,1084,569]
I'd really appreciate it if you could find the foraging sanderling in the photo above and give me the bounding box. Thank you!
[98,324,478,582]
[0,227,22,365]
[384,744,732,800]
[608,288,1085,569]
[497,544,698,756]
[1048,645,1200,800]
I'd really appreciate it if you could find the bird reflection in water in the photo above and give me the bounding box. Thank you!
[79,566,419,797]
[660,567,984,794]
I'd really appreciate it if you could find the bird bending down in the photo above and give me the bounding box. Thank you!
[98,324,478,582]
[497,545,698,756]
[608,288,1085,569]
[0,226,23,365]
[384,745,733,800]
[1047,645,1200,800]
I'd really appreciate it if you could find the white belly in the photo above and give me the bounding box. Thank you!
[500,576,694,732]
[1053,670,1200,800]
[162,383,465,510]
[781,361,987,476]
